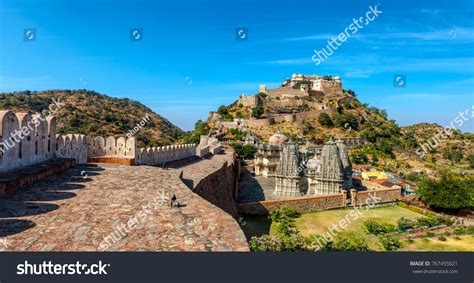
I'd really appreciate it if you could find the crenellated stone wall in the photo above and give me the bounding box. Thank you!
[1,109,227,173]
[84,136,137,158]
[0,110,207,172]
[136,144,197,165]
[0,111,57,172]
[55,134,88,164]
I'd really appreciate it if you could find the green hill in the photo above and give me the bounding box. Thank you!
[0,90,185,147]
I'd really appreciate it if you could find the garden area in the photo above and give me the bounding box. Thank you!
[248,205,474,252]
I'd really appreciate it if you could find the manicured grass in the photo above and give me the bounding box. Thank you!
[271,205,422,237]
[268,205,474,251]
[400,235,474,252]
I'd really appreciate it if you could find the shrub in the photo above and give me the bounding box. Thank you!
[249,235,280,251]
[416,217,442,228]
[467,226,474,235]
[251,106,264,119]
[425,231,435,237]
[397,217,416,232]
[306,235,333,251]
[379,235,402,251]
[269,206,301,237]
[332,236,369,251]
[363,220,395,235]
[453,227,466,235]
[318,113,333,128]
[438,236,447,241]
[352,153,369,164]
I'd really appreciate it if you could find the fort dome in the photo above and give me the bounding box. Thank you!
[268,133,288,146]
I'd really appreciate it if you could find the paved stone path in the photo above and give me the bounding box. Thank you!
[0,162,249,251]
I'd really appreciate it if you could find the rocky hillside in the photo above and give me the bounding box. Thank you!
[206,87,473,178]
[0,90,185,147]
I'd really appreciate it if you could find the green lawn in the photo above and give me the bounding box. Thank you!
[268,205,474,251]
[270,205,421,237]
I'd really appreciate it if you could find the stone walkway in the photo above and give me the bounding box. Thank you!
[0,162,249,251]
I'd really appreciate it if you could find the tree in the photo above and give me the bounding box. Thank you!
[333,112,358,130]
[251,106,264,119]
[375,139,394,158]
[468,155,474,169]
[318,113,333,128]
[418,172,474,210]
[371,154,379,163]
[352,153,368,164]
[232,144,257,159]
[217,105,228,115]
[183,120,209,144]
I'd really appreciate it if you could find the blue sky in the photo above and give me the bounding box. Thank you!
[0,0,473,132]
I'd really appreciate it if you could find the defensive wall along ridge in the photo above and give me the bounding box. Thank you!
[0,110,249,251]
[0,110,221,173]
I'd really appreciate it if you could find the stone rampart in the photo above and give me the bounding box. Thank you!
[182,151,240,218]
[0,111,57,172]
[136,144,197,165]
[350,187,401,206]
[237,192,347,215]
[237,187,402,215]
[55,134,88,164]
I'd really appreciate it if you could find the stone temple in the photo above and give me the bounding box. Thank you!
[306,139,352,195]
[273,144,303,197]
[257,134,353,198]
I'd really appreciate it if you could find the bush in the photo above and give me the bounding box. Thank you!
[250,206,306,251]
[363,220,395,235]
[249,235,281,252]
[453,227,466,236]
[269,206,301,236]
[397,217,416,232]
[379,235,402,251]
[352,153,369,164]
[332,236,369,251]
[414,216,453,228]
[251,106,264,119]
[306,235,333,251]
[318,113,333,128]
[425,231,435,237]
[416,217,442,228]
[467,226,474,235]
[438,236,447,241]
